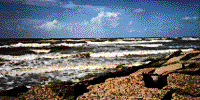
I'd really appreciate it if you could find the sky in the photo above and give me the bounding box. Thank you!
[0,0,199,38]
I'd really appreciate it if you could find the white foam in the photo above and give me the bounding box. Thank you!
[0,48,194,61]
[131,61,151,66]
[0,54,38,61]
[0,74,4,78]
[123,38,143,41]
[55,76,70,82]
[55,43,85,47]
[1,63,117,76]
[10,43,51,47]
[30,49,51,53]
[40,53,72,59]
[40,39,59,42]
[90,49,193,58]
[76,73,88,78]
[181,48,194,52]
[26,86,32,88]
[63,39,86,42]
[6,87,14,90]
[169,45,198,48]
[5,81,14,85]
[130,44,163,47]
[87,40,172,46]
[182,37,199,41]
[0,53,73,61]
[0,45,10,48]
[150,40,173,42]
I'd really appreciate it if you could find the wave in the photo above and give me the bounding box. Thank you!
[0,53,73,61]
[129,44,163,47]
[181,37,199,41]
[0,45,10,48]
[30,49,51,53]
[0,42,86,49]
[10,43,51,47]
[54,43,85,47]
[168,45,199,48]
[0,48,194,61]
[90,49,193,58]
[86,40,172,46]
[0,63,119,91]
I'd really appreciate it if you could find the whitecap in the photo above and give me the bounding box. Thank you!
[90,49,193,58]
[0,45,10,48]
[55,43,85,47]
[6,87,14,90]
[30,49,51,53]
[182,37,199,41]
[130,44,163,47]
[87,40,172,46]
[10,43,51,47]
[6,81,14,85]
[0,54,38,61]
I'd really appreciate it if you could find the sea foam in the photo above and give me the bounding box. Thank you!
[10,43,51,47]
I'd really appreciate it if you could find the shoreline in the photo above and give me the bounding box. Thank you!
[0,49,199,99]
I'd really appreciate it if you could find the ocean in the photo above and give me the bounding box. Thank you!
[0,37,199,91]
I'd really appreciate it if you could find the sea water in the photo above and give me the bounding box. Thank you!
[0,37,199,91]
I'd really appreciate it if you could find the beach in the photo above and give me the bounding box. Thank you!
[0,49,199,99]
[0,37,199,99]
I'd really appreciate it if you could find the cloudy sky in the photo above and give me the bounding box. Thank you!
[0,0,199,38]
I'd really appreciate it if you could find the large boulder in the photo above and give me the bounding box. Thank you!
[165,49,182,60]
[142,73,168,89]
[0,85,28,97]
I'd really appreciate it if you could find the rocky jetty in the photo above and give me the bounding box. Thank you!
[0,50,200,100]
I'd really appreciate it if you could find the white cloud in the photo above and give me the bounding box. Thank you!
[105,12,120,17]
[90,11,121,28]
[37,11,121,36]
[90,12,105,24]
[182,16,198,20]
[40,19,60,30]
[128,21,133,25]
[134,8,145,13]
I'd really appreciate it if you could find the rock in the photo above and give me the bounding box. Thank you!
[48,81,88,100]
[0,85,28,97]
[180,53,200,61]
[166,49,182,60]
[142,73,168,89]
[115,64,126,70]
[161,90,172,100]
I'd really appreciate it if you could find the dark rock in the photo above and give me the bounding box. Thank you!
[49,82,88,100]
[161,91,172,100]
[142,73,168,89]
[166,49,182,60]
[180,53,200,61]
[0,86,28,97]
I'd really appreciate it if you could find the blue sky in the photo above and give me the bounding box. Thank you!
[0,0,199,38]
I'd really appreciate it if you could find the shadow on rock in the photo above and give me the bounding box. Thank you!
[49,81,88,100]
[161,90,173,100]
[142,73,168,89]
[0,86,29,97]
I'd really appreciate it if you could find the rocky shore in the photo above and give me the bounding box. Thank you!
[0,49,199,100]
